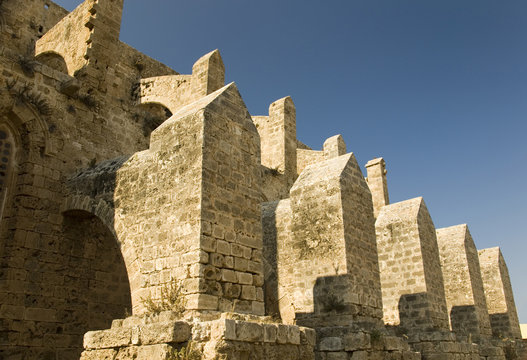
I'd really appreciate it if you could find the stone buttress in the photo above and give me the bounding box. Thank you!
[264,153,383,328]
[376,197,449,333]
[479,247,522,339]
[436,224,492,340]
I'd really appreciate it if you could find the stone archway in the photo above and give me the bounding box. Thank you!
[57,210,132,357]
[0,123,17,222]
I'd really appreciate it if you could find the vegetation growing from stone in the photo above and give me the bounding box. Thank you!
[169,342,201,360]
[78,92,98,110]
[141,278,186,316]
[16,55,37,77]
[6,78,52,115]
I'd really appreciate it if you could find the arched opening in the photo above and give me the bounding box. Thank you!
[0,124,17,222]
[35,51,69,74]
[135,102,172,137]
[58,210,132,356]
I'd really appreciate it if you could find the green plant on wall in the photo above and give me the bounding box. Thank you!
[17,55,38,77]
[141,278,186,316]
[168,342,201,360]
[6,79,52,116]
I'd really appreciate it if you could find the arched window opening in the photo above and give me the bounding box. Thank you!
[0,125,16,221]
[35,51,68,74]
[136,102,172,137]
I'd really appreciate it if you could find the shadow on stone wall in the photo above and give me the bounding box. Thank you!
[450,304,479,339]
[59,210,132,359]
[490,312,517,338]
[295,274,379,330]
[56,156,133,358]
[261,201,280,318]
[398,292,431,332]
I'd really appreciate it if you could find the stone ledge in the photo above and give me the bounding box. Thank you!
[84,321,191,349]
[211,318,314,346]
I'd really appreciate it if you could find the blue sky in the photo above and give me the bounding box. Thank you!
[54,1,527,322]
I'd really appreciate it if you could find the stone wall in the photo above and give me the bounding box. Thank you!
[0,0,68,55]
[0,0,524,359]
[0,0,223,357]
[436,224,492,340]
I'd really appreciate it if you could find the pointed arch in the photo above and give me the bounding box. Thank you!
[0,122,18,222]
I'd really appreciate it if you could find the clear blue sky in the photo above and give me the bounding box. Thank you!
[54,1,527,323]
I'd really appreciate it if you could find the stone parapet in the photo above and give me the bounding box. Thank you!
[313,326,420,360]
[81,313,315,360]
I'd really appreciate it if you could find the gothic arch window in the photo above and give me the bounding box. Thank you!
[0,125,16,221]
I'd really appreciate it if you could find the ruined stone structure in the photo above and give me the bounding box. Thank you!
[0,1,523,359]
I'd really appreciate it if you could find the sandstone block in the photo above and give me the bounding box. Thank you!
[139,321,191,345]
[288,325,301,345]
[187,293,218,310]
[301,327,317,347]
[237,271,253,285]
[277,324,289,344]
[217,240,231,255]
[252,301,265,315]
[343,332,370,351]
[235,321,263,342]
[222,269,237,283]
[263,324,277,343]
[319,337,343,351]
[401,351,421,360]
[351,351,369,360]
[326,352,348,360]
[240,285,256,300]
[84,328,132,349]
[383,336,404,351]
[80,349,118,360]
[212,318,236,341]
[234,257,248,272]
[223,283,241,298]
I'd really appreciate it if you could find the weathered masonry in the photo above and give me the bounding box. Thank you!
[0,0,523,359]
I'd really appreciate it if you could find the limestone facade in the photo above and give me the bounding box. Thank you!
[0,0,523,359]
